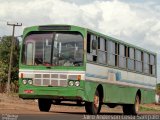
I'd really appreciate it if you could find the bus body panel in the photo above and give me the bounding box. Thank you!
[19,81,86,100]
[85,63,156,104]
[83,79,155,104]
[19,69,87,101]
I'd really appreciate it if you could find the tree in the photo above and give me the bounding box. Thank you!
[0,36,19,83]
[157,83,160,95]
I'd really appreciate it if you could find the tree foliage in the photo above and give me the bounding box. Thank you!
[157,83,160,89]
[0,36,19,83]
[157,83,160,94]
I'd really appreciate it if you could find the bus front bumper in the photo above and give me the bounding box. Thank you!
[19,86,86,101]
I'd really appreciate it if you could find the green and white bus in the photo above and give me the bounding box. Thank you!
[19,25,157,115]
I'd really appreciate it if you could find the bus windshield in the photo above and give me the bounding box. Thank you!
[22,32,84,66]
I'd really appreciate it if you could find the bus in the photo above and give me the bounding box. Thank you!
[19,25,157,115]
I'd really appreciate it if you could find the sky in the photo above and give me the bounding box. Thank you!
[0,0,160,81]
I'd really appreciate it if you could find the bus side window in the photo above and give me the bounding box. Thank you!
[143,52,149,74]
[135,49,142,72]
[92,39,97,50]
[87,33,97,62]
[107,40,116,66]
[97,37,106,64]
[119,44,126,68]
[149,54,156,75]
[128,47,135,71]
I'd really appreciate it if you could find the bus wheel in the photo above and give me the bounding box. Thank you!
[55,100,61,104]
[85,90,101,115]
[132,95,140,115]
[38,99,52,112]
[123,95,140,115]
[77,101,85,106]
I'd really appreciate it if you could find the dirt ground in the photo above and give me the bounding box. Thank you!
[0,93,160,115]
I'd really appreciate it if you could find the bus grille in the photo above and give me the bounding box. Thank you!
[33,74,68,87]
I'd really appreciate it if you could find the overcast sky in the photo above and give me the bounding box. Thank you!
[0,0,160,80]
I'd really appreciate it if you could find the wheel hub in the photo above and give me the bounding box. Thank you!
[135,97,140,113]
[94,95,99,108]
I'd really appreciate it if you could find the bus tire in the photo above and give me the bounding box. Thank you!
[55,100,61,104]
[85,90,101,115]
[38,99,52,112]
[122,104,130,115]
[77,101,84,106]
[123,95,140,115]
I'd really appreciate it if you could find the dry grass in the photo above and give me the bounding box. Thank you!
[0,82,18,93]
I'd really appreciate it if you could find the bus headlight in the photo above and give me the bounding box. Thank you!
[22,79,27,85]
[68,81,74,86]
[28,80,33,85]
[75,81,80,87]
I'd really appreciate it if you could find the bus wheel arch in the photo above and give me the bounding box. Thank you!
[85,84,103,115]
[97,84,104,103]
[136,89,141,103]
[134,89,141,114]
[123,89,141,115]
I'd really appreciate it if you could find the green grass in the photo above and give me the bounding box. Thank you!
[140,105,160,112]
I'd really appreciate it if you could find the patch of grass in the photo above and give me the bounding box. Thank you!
[4,92,19,98]
[140,105,160,112]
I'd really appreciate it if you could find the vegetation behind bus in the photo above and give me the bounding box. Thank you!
[0,36,19,93]
[156,83,160,95]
